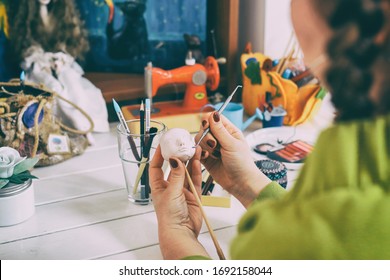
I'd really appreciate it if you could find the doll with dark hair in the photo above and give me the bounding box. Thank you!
[8,0,89,62]
[7,0,109,141]
[106,0,149,60]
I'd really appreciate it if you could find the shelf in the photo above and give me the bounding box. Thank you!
[84,72,186,103]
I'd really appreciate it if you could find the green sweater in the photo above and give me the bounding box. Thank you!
[185,114,390,259]
[231,114,390,259]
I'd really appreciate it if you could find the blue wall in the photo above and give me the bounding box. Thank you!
[145,0,206,41]
[77,0,207,72]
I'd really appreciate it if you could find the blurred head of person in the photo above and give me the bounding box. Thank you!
[291,0,390,121]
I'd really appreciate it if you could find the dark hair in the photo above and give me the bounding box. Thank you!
[313,0,390,121]
[8,0,89,62]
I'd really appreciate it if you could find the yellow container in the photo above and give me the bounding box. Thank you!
[241,51,325,126]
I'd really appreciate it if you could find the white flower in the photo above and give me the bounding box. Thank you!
[0,147,26,179]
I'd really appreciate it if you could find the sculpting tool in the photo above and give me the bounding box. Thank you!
[194,85,242,148]
[112,99,140,161]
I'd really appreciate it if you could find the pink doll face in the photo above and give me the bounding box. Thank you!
[159,128,195,162]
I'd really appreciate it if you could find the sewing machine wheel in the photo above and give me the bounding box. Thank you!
[204,56,220,91]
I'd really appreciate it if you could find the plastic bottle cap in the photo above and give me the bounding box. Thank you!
[185,51,196,65]
[185,58,196,65]
[282,69,292,79]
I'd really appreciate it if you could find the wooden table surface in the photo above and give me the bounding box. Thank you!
[0,119,325,260]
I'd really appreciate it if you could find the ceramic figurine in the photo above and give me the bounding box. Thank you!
[159,128,195,162]
[184,33,204,64]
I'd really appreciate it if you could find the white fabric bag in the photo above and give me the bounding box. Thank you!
[22,47,109,143]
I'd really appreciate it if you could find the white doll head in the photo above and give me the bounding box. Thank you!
[160,128,195,162]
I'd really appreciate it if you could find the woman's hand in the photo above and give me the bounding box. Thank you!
[196,112,271,208]
[150,145,210,259]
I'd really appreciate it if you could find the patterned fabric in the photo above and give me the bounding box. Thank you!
[255,159,288,188]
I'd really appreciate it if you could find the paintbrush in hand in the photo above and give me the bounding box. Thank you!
[184,166,225,260]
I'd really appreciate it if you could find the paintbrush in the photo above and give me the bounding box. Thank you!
[113,99,141,161]
[279,46,296,75]
[184,167,225,260]
[202,174,214,196]
[133,127,158,195]
[20,71,25,92]
[276,32,297,74]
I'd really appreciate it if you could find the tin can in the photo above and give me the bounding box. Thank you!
[0,179,35,226]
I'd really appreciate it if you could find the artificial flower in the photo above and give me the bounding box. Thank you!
[0,147,38,189]
[0,147,26,178]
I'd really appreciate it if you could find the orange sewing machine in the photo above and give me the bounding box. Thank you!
[122,56,220,132]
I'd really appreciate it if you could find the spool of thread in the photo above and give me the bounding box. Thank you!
[255,159,288,188]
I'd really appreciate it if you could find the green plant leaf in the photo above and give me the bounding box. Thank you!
[0,179,9,189]
[9,171,37,184]
[274,93,282,98]
[244,62,262,85]
[13,157,39,175]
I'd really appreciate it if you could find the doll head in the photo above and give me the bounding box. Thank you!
[160,128,196,162]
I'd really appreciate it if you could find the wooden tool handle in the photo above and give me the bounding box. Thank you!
[184,167,226,260]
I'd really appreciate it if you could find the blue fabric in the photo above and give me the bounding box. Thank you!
[22,103,44,129]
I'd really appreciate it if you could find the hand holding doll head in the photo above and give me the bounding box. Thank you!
[160,128,196,162]
[158,127,226,259]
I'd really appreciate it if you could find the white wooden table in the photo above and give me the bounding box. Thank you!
[0,114,328,260]
[0,123,244,260]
